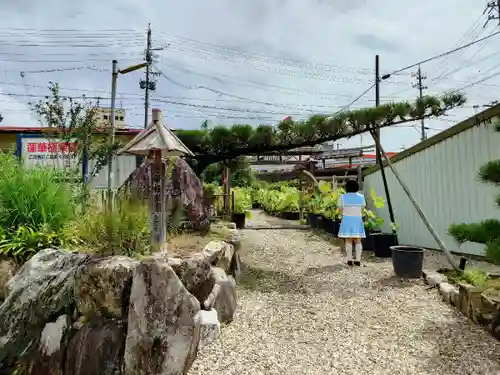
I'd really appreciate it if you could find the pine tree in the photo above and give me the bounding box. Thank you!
[448,121,500,263]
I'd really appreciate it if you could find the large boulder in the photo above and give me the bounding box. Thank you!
[25,314,71,375]
[168,255,214,304]
[211,267,237,324]
[0,249,90,368]
[74,256,137,319]
[64,318,126,375]
[0,257,18,300]
[121,157,210,231]
[123,257,201,375]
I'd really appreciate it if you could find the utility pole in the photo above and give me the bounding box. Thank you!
[142,24,152,129]
[107,60,118,210]
[484,0,500,27]
[412,65,428,141]
[375,55,380,164]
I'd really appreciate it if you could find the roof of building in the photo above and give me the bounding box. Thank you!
[364,103,500,176]
[0,126,143,135]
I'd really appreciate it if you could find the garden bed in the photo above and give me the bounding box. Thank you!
[424,268,500,341]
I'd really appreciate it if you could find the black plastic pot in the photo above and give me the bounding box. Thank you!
[333,219,341,237]
[391,245,424,278]
[362,228,382,251]
[373,233,398,258]
[252,202,261,209]
[316,215,325,230]
[323,218,334,234]
[280,211,300,220]
[231,213,246,229]
[308,213,323,229]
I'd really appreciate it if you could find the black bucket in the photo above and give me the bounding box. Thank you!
[391,245,424,278]
[231,213,246,229]
[373,233,398,257]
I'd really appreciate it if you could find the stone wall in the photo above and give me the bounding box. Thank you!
[0,225,241,375]
[423,270,500,341]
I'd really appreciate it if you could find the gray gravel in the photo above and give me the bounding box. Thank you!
[189,211,500,375]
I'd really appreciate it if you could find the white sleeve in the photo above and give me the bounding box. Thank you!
[337,195,343,208]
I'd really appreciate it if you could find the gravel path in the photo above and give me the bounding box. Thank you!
[189,211,500,375]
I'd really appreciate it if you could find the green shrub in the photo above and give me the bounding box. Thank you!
[0,224,63,263]
[0,152,77,231]
[65,197,150,257]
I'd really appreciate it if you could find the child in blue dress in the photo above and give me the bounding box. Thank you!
[337,180,366,266]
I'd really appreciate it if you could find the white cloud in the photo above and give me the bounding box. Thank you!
[0,0,498,151]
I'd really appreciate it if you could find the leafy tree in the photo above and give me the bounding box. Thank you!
[202,157,253,187]
[177,93,466,172]
[449,121,500,263]
[32,82,122,190]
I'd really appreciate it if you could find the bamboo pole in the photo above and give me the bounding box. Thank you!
[371,131,459,271]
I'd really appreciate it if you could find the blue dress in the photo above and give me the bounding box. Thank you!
[337,192,366,238]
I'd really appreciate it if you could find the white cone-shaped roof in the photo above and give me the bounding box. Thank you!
[119,109,194,157]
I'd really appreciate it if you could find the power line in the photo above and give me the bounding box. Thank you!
[386,30,500,76]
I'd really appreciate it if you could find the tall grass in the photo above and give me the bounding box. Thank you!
[0,153,77,231]
[65,196,150,257]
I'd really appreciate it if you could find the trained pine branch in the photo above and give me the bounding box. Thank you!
[177,92,466,170]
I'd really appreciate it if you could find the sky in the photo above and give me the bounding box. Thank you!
[0,0,499,151]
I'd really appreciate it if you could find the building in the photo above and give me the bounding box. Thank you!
[364,103,500,256]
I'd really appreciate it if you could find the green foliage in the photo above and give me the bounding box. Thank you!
[0,152,76,231]
[65,196,150,257]
[0,224,63,263]
[446,268,490,288]
[32,82,122,186]
[176,93,466,168]
[0,152,77,262]
[232,187,252,215]
[202,156,254,187]
[253,182,301,214]
[448,121,500,264]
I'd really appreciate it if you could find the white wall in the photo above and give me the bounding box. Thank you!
[364,118,500,256]
[88,154,137,189]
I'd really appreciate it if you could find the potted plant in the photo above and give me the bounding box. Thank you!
[277,186,300,220]
[231,188,252,229]
[372,222,399,257]
[362,209,383,250]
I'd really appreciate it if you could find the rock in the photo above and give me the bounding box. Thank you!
[198,309,220,352]
[229,250,242,282]
[425,272,447,286]
[25,315,71,375]
[438,282,456,303]
[0,257,18,300]
[202,241,234,272]
[211,267,237,324]
[458,282,485,322]
[215,243,234,272]
[450,288,460,307]
[64,318,126,375]
[202,241,235,272]
[0,249,90,368]
[202,241,227,264]
[74,256,137,319]
[123,257,201,375]
[169,255,215,304]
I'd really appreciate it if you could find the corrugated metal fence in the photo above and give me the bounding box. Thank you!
[364,118,500,256]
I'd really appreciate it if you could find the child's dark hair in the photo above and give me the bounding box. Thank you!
[345,179,359,193]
